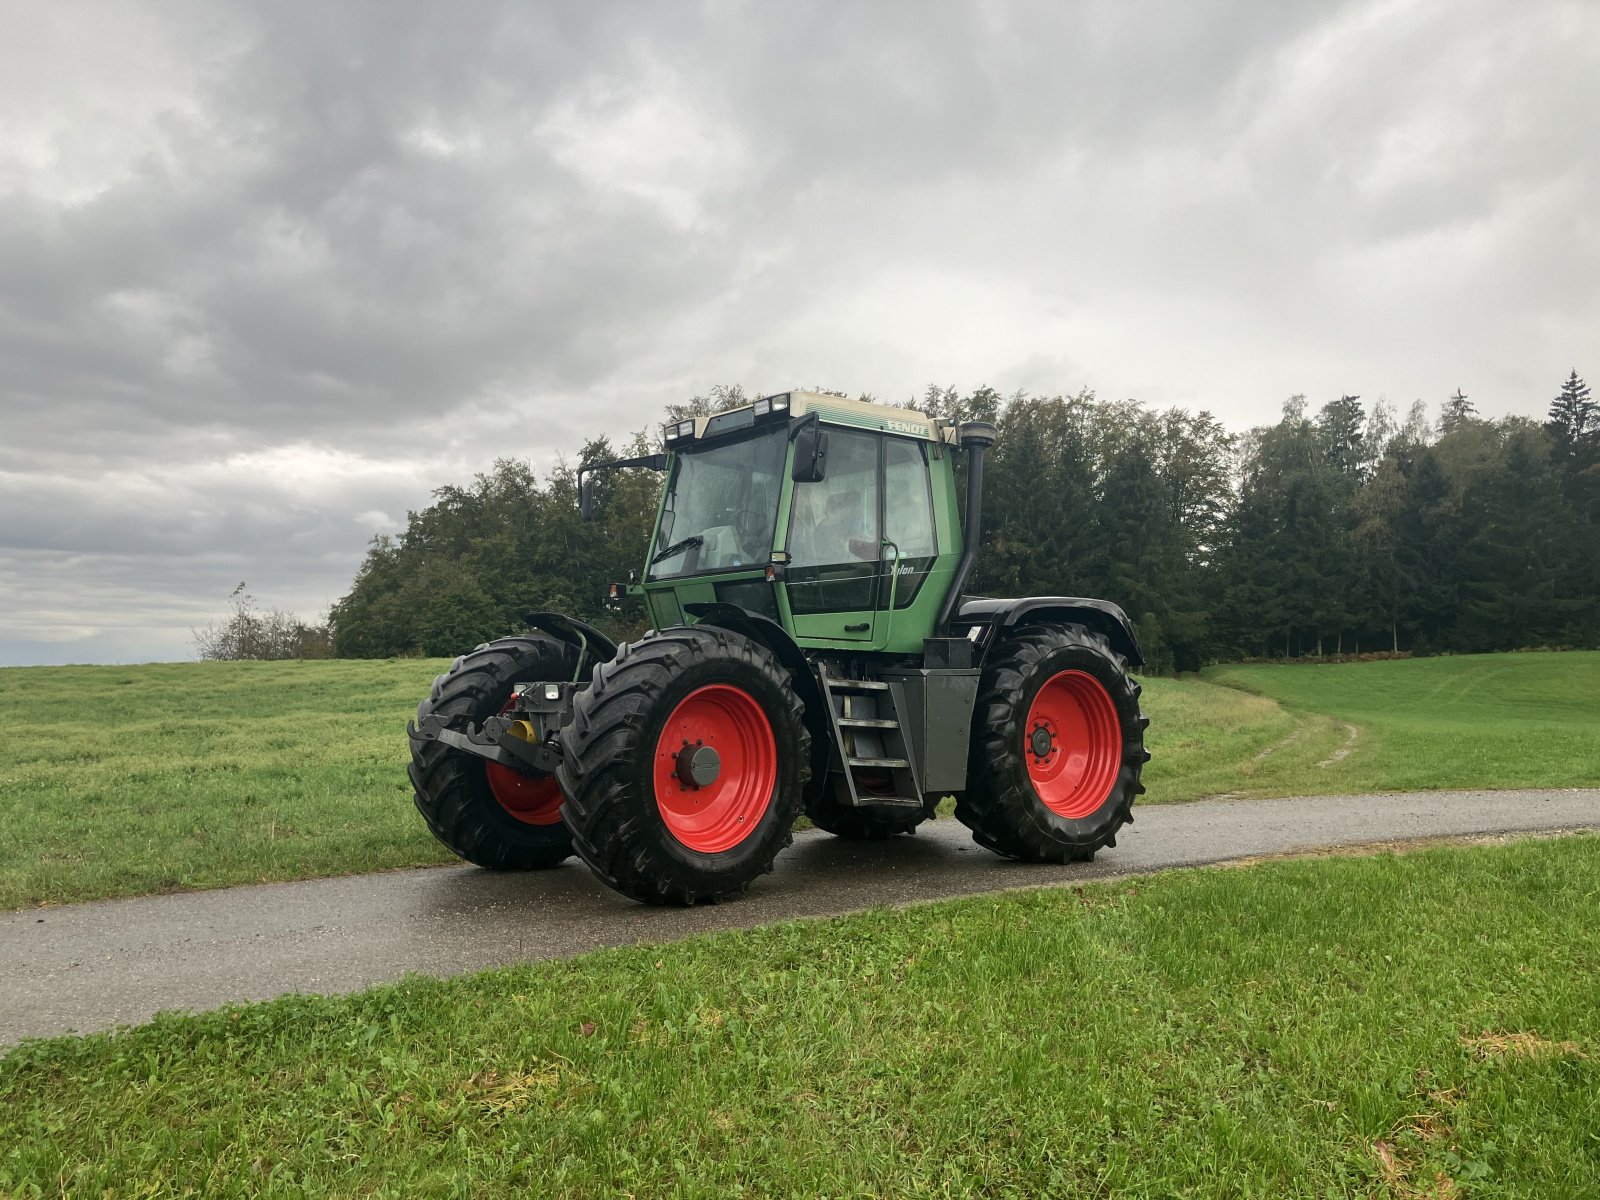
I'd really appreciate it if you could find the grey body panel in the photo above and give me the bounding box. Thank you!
[881,668,982,794]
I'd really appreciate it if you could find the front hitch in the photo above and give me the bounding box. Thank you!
[408,680,582,777]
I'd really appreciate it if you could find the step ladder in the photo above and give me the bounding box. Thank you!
[817,664,923,808]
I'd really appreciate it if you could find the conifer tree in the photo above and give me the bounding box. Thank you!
[1547,370,1595,460]
[1438,388,1477,435]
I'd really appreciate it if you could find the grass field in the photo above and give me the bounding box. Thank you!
[3,835,1595,1196]
[2,651,1596,909]
[1204,652,1600,795]
[0,659,445,910]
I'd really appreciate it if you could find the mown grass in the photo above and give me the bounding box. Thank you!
[0,659,451,910]
[1205,651,1600,796]
[3,652,1597,909]
[1139,673,1323,802]
[3,836,1596,1196]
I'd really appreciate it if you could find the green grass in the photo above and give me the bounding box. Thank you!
[0,659,454,910]
[1139,672,1330,802]
[4,836,1596,1196]
[1204,651,1600,795]
[3,652,1597,909]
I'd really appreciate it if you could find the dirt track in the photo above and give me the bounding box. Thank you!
[3,788,1596,1046]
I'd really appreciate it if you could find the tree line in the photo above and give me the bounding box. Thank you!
[324,373,1599,671]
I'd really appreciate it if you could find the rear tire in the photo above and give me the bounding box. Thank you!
[408,634,578,870]
[558,626,809,905]
[956,622,1148,862]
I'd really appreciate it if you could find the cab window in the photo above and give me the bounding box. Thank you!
[785,428,881,614]
[788,429,881,569]
[882,437,937,608]
[883,437,935,558]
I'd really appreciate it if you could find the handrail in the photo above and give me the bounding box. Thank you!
[876,538,902,650]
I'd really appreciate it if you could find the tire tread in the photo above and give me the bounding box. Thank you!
[409,634,578,870]
[558,626,809,905]
[956,622,1146,862]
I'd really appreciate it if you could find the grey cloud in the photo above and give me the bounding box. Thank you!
[1,0,1597,663]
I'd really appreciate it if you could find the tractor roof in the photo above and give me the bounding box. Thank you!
[787,392,955,442]
[669,391,955,446]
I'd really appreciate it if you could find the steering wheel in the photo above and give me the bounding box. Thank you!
[730,509,768,544]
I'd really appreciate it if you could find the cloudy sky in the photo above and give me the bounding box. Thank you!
[2,0,1597,665]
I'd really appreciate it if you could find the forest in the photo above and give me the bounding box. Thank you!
[327,373,1599,672]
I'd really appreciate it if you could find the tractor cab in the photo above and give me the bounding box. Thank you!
[633,393,965,654]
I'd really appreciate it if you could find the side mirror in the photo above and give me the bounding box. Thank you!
[791,425,829,483]
[576,452,667,522]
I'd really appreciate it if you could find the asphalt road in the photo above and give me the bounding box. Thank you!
[4,788,1597,1046]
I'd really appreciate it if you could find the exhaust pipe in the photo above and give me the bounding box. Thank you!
[935,421,998,635]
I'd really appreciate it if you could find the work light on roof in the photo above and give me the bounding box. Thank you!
[753,398,771,416]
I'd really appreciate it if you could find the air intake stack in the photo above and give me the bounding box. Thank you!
[934,421,998,635]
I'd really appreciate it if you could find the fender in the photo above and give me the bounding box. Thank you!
[681,602,823,707]
[956,596,1145,667]
[521,611,619,680]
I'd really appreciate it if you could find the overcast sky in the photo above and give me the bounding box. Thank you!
[2,0,1597,665]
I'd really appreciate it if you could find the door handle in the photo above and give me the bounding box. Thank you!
[844,622,869,632]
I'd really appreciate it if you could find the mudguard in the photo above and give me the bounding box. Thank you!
[521,612,619,679]
[956,597,1144,668]
[681,603,821,704]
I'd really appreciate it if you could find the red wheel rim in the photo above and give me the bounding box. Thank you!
[1023,669,1121,819]
[485,699,565,826]
[652,684,777,853]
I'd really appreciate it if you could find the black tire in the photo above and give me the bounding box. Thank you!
[805,790,929,839]
[558,626,809,905]
[408,634,579,870]
[956,622,1148,862]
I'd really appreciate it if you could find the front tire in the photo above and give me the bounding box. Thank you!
[956,622,1148,862]
[408,634,579,870]
[558,626,809,905]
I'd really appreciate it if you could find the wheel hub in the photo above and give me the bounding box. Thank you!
[674,741,721,789]
[1029,724,1056,761]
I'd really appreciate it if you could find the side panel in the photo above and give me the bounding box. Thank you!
[646,589,684,629]
[881,668,981,794]
[643,573,781,629]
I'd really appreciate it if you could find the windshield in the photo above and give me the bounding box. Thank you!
[647,426,788,580]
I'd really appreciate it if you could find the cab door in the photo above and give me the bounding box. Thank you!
[782,428,882,643]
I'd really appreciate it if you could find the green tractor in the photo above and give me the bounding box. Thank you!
[408,391,1150,904]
